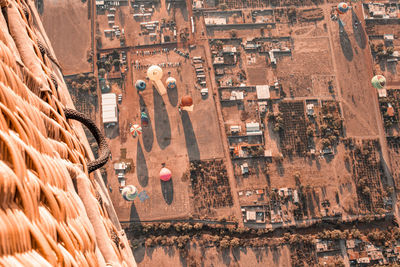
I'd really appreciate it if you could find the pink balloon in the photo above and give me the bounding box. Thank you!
[159,167,172,181]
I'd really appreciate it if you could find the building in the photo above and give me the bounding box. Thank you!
[102,93,118,125]
[205,17,227,25]
[246,210,256,221]
[241,163,249,175]
[378,88,387,98]
[230,125,241,134]
[293,190,299,203]
[306,103,314,116]
[230,91,244,100]
[223,45,237,53]
[256,85,270,100]
[269,50,277,65]
[387,103,395,117]
[384,34,394,41]
[213,56,224,64]
[246,122,262,136]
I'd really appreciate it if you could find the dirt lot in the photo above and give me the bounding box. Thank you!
[107,47,224,221]
[41,0,91,75]
[277,32,334,98]
[133,243,292,267]
[328,6,380,137]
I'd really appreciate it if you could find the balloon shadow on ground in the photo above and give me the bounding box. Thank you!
[104,123,120,139]
[352,9,367,49]
[136,140,149,187]
[129,202,140,222]
[153,86,171,150]
[339,22,354,61]
[167,85,178,107]
[139,95,154,152]
[129,203,143,262]
[161,179,174,205]
[222,248,232,266]
[132,244,145,263]
[180,111,200,161]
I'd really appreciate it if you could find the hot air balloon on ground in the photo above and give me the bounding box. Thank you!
[166,77,177,89]
[337,2,349,14]
[160,167,172,181]
[130,124,142,137]
[147,65,166,95]
[180,95,194,112]
[135,80,146,91]
[141,112,149,126]
[371,75,386,89]
[122,185,138,201]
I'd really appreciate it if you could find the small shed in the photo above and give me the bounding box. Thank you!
[240,163,249,175]
[230,125,241,134]
[246,211,256,221]
[387,103,395,117]
[230,91,244,100]
[306,103,314,116]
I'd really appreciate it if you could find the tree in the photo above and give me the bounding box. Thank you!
[98,68,106,77]
[219,238,230,249]
[321,138,331,148]
[351,229,361,239]
[230,237,240,247]
[112,58,120,66]
[77,73,85,81]
[104,60,112,72]
[145,236,156,247]
[387,46,394,55]
[219,3,228,10]
[95,35,102,48]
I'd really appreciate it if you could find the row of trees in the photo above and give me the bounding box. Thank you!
[66,73,97,92]
[130,221,281,238]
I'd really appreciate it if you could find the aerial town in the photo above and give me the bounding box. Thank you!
[35,0,400,266]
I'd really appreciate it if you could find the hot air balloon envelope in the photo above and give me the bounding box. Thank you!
[181,95,193,106]
[371,75,386,89]
[147,65,163,81]
[122,185,138,201]
[160,167,172,181]
[180,95,194,111]
[337,2,349,14]
[130,124,142,137]
[135,80,146,91]
[141,112,149,126]
[166,77,177,89]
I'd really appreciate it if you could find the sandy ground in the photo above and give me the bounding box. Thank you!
[41,0,91,75]
[133,243,291,267]
[328,6,379,137]
[107,47,224,221]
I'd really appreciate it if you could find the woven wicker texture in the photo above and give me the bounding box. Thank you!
[0,1,135,266]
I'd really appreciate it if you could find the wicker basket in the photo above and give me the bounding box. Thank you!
[0,1,135,266]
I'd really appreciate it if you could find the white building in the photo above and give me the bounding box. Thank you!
[246,122,262,136]
[256,85,270,100]
[102,93,118,125]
